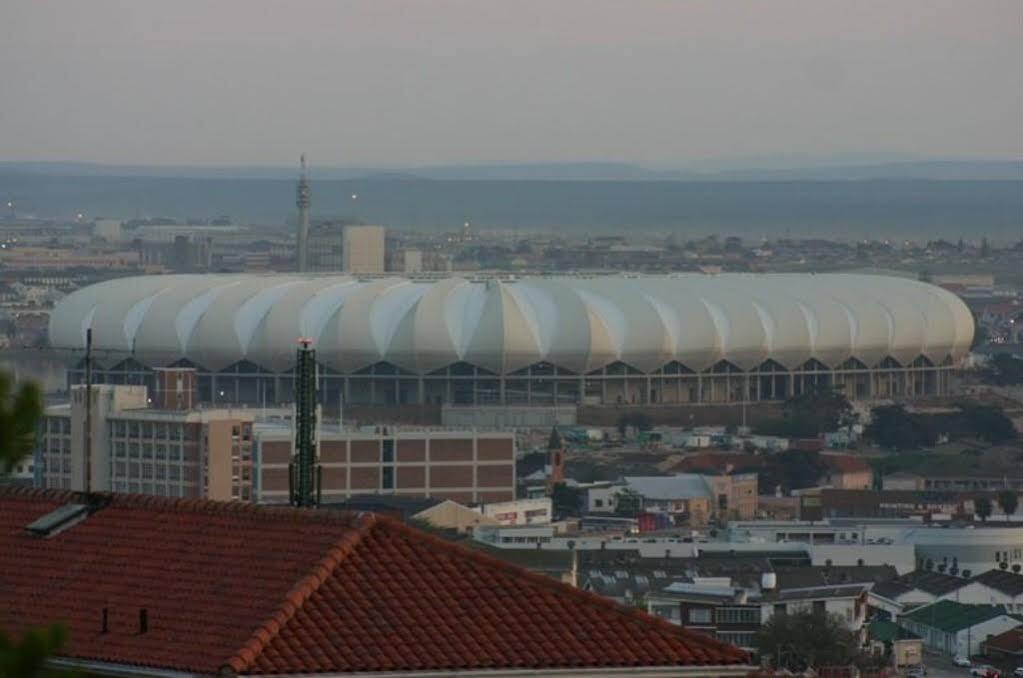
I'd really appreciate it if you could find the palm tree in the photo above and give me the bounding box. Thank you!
[0,371,43,473]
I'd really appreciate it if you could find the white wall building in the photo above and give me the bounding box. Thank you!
[481,497,552,526]
[342,225,386,274]
[900,600,1022,657]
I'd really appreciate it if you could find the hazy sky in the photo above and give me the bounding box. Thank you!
[1,0,1021,167]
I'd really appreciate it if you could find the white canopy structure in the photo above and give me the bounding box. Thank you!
[48,273,972,407]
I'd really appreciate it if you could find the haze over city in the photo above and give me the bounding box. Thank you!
[3,3,1023,677]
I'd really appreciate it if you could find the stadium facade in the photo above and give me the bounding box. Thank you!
[48,273,973,408]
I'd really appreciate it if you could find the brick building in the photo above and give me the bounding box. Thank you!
[253,426,516,505]
[37,371,514,506]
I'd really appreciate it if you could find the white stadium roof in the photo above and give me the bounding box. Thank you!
[48,273,973,374]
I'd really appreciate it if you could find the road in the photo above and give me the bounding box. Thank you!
[918,651,1008,678]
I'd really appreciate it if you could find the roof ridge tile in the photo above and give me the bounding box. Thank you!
[224,511,378,674]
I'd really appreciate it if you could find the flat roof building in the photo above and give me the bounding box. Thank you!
[342,224,385,274]
[253,425,515,505]
[38,383,256,501]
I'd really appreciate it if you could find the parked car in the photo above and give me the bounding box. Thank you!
[955,656,973,667]
[1012,668,1023,677]
[905,665,926,677]
[971,665,999,678]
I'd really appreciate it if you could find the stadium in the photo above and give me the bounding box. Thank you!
[48,273,973,408]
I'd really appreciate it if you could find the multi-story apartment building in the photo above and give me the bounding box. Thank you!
[38,381,255,501]
[253,425,515,504]
[37,373,515,506]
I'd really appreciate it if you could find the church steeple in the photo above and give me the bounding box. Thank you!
[547,426,565,489]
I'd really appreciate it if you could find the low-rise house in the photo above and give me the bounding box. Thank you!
[624,473,758,525]
[646,565,887,654]
[819,454,873,490]
[868,570,968,617]
[898,600,1022,657]
[953,569,1023,612]
[760,583,871,631]
[981,626,1023,666]
[413,498,499,533]
[480,497,552,526]
[583,568,679,606]
[0,487,752,677]
[866,620,923,668]
[648,581,762,654]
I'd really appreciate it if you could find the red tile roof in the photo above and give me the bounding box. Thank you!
[0,488,749,675]
[668,453,764,474]
[983,626,1023,655]
[824,454,872,475]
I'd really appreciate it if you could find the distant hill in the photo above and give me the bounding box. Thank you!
[1,171,1020,241]
[2,159,1022,181]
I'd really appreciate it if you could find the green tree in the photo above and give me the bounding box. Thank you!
[982,354,1023,386]
[998,491,1019,520]
[0,624,77,677]
[958,403,1018,443]
[0,372,43,474]
[976,496,993,522]
[864,404,928,451]
[551,482,581,517]
[757,451,827,494]
[755,386,853,438]
[614,488,643,517]
[756,609,860,672]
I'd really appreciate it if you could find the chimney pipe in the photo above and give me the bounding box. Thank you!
[139,608,148,634]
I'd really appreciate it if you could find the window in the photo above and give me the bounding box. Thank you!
[382,466,394,490]
[652,605,677,620]
[813,601,827,614]
[595,499,604,508]
[717,631,757,648]
[382,439,394,463]
[688,608,712,624]
[715,607,759,624]
[774,604,787,616]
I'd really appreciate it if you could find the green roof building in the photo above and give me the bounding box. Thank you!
[899,600,1021,657]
